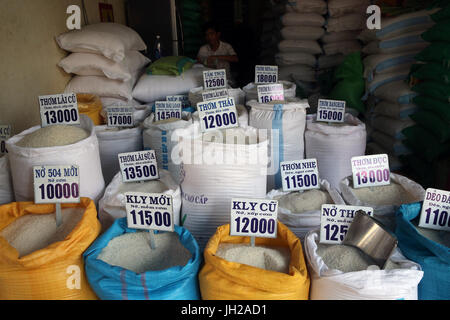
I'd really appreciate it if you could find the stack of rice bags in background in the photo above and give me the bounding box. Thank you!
[359,9,440,172]
[258,0,285,65]
[181,0,205,59]
[275,0,326,97]
[402,5,450,187]
[56,23,150,111]
[318,0,368,73]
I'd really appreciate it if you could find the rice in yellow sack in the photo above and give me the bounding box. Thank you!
[77,93,103,125]
[199,222,310,300]
[0,198,100,300]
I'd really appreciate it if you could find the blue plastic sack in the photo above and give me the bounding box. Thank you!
[395,202,450,300]
[83,218,202,300]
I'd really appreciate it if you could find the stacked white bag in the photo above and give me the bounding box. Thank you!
[258,1,285,65]
[179,123,269,250]
[304,229,424,300]
[276,0,327,96]
[57,23,150,104]
[247,98,309,192]
[318,0,368,72]
[6,115,105,203]
[359,9,440,169]
[304,113,366,191]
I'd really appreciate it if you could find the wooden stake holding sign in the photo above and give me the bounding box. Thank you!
[33,165,80,227]
[230,198,279,247]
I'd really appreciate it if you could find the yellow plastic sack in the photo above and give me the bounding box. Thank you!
[199,222,310,300]
[76,93,103,125]
[0,198,101,300]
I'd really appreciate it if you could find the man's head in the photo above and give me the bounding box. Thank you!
[203,22,221,46]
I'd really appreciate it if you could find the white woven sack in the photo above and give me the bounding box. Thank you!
[363,52,417,81]
[280,26,325,41]
[278,65,316,82]
[266,179,345,240]
[65,75,134,101]
[281,13,325,27]
[247,98,309,191]
[275,52,316,67]
[95,125,143,186]
[6,115,105,203]
[0,156,14,205]
[142,112,193,184]
[180,124,269,249]
[371,115,415,140]
[188,86,245,107]
[358,9,439,42]
[100,97,142,107]
[373,101,418,120]
[339,173,425,229]
[327,0,370,17]
[304,114,366,191]
[321,31,361,43]
[243,80,297,104]
[373,80,418,105]
[362,31,429,55]
[305,229,424,300]
[278,40,322,55]
[132,65,207,103]
[98,169,181,231]
[285,0,327,15]
[326,14,365,32]
[323,40,362,56]
[192,104,248,128]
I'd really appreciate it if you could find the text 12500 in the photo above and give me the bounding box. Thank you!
[38,183,79,200]
[234,217,276,236]
[205,78,225,89]
[123,165,157,180]
[202,112,237,130]
[44,109,78,125]
[129,210,172,228]
[355,169,390,186]
[284,173,318,190]
[323,224,348,242]
[318,110,343,122]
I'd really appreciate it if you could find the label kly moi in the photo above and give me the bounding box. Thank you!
[33,165,80,204]
[202,88,229,102]
[166,95,190,108]
[0,125,11,155]
[118,150,159,183]
[320,204,374,244]
[280,158,320,192]
[316,99,346,123]
[106,106,134,128]
[419,188,450,232]
[351,154,390,189]
[197,96,238,133]
[203,69,227,90]
[230,198,278,239]
[257,83,284,103]
[39,93,80,127]
[255,65,278,84]
[154,101,182,122]
[125,192,174,232]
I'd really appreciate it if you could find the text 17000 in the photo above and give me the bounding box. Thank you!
[108,115,133,126]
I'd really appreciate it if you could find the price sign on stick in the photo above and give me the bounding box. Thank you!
[351,154,391,189]
[106,106,134,128]
[280,158,320,192]
[255,65,278,84]
[125,192,174,249]
[166,95,190,108]
[33,165,80,227]
[0,125,11,155]
[154,101,182,122]
[118,150,159,183]
[197,97,239,132]
[230,198,278,246]
[320,204,374,244]
[418,188,450,232]
[202,88,229,102]
[203,69,227,90]
[257,84,284,103]
[316,99,346,123]
[39,93,80,127]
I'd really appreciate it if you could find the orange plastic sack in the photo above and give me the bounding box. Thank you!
[0,198,100,300]
[199,222,310,300]
[77,93,103,125]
